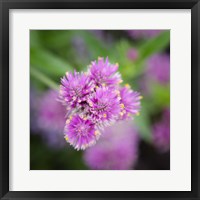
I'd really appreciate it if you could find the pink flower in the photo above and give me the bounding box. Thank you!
[59,71,94,108]
[83,121,139,170]
[64,114,99,150]
[88,57,121,88]
[153,108,170,152]
[36,90,66,148]
[118,86,141,120]
[59,57,142,150]
[147,54,170,84]
[127,48,139,61]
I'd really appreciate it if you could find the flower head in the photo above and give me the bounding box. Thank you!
[147,54,170,84]
[153,108,170,152]
[59,71,94,108]
[88,87,120,127]
[88,57,121,88]
[64,114,99,150]
[118,86,141,120]
[83,121,139,170]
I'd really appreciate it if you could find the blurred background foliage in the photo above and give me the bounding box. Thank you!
[30,30,170,170]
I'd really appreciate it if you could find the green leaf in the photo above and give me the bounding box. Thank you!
[30,31,41,48]
[134,102,152,143]
[30,67,59,90]
[30,47,73,77]
[138,31,170,61]
[130,31,170,77]
[38,30,74,49]
[151,83,170,107]
[77,31,109,58]
[113,40,139,79]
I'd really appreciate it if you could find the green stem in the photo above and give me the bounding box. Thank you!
[30,67,59,90]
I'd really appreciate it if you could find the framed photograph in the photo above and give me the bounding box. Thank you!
[1,0,199,199]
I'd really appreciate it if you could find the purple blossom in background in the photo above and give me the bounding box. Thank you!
[36,90,66,148]
[71,36,89,59]
[59,57,141,150]
[153,108,170,152]
[30,88,39,133]
[127,30,163,39]
[147,54,170,84]
[90,30,105,39]
[89,30,113,45]
[83,121,139,170]
[127,48,138,61]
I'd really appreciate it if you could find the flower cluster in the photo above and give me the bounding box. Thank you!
[59,57,141,150]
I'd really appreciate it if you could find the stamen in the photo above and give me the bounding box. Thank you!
[122,110,126,114]
[64,136,69,141]
[120,103,125,109]
[59,89,63,95]
[66,119,70,124]
[95,130,100,136]
[125,84,130,89]
[136,112,140,116]
[117,96,121,101]
[139,96,143,100]
[115,90,120,95]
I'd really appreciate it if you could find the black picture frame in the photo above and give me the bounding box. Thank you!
[0,0,199,199]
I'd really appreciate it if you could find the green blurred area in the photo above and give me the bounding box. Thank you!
[30,30,170,170]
